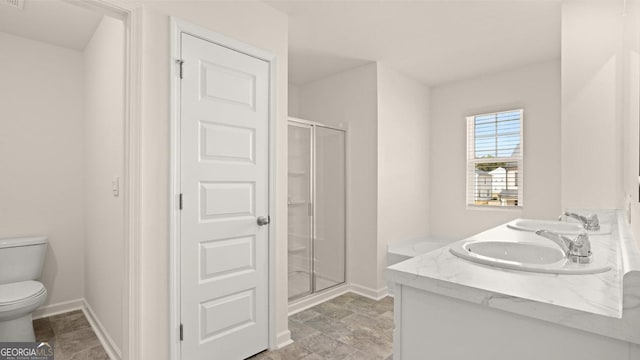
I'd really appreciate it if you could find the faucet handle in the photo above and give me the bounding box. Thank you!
[584,214,600,231]
[572,233,591,254]
[535,229,592,264]
[567,233,592,264]
[560,212,600,231]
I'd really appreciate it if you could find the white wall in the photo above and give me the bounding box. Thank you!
[289,83,301,118]
[296,63,431,295]
[561,1,624,210]
[0,32,85,307]
[376,64,430,290]
[622,0,640,246]
[138,3,289,358]
[298,63,380,294]
[83,16,125,352]
[429,60,561,239]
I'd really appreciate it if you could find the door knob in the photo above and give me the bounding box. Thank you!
[257,216,271,226]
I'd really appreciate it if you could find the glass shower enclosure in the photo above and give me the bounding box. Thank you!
[288,119,346,301]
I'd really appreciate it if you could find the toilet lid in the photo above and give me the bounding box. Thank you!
[0,281,45,305]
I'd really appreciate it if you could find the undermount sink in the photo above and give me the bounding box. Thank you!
[507,219,583,234]
[449,240,611,274]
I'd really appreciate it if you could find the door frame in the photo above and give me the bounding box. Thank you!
[169,18,278,360]
[62,1,143,359]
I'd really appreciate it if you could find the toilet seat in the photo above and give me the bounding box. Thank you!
[0,281,46,306]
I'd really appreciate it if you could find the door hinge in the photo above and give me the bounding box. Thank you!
[179,323,183,341]
[179,193,183,210]
[308,202,313,216]
[177,59,184,79]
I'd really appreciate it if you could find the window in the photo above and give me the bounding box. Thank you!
[466,109,523,208]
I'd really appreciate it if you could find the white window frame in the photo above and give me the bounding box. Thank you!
[466,109,524,210]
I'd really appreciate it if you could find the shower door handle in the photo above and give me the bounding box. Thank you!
[257,216,271,226]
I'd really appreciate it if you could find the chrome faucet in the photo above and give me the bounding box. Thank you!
[558,212,600,231]
[535,230,592,264]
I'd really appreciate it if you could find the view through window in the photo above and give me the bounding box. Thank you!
[466,109,523,207]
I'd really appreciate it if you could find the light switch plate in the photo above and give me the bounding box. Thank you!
[112,177,120,197]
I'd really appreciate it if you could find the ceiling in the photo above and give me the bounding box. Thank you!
[0,0,102,50]
[267,1,561,86]
[0,1,561,84]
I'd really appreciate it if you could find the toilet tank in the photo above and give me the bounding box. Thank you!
[0,236,48,285]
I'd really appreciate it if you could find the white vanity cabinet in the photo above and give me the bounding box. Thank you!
[386,210,640,360]
[393,284,640,360]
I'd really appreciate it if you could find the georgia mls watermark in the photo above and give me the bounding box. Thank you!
[0,342,54,360]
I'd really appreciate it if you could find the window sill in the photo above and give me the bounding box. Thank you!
[466,204,523,212]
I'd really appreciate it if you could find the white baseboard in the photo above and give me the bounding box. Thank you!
[288,283,350,316]
[287,283,388,317]
[275,329,293,349]
[349,283,389,300]
[33,299,83,320]
[82,300,122,360]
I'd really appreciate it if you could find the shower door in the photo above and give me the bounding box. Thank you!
[288,120,346,302]
[313,126,346,292]
[287,123,313,300]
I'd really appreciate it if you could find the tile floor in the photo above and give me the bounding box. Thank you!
[30,293,391,360]
[250,292,394,360]
[33,310,109,360]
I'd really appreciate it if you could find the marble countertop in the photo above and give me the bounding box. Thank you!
[385,209,640,344]
[387,236,455,258]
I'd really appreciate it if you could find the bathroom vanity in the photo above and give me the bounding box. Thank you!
[386,210,640,360]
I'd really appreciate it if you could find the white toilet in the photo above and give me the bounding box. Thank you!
[0,236,48,341]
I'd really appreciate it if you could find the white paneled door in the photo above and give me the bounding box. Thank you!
[180,33,270,360]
